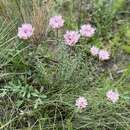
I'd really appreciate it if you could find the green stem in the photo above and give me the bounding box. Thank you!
[56,29,59,44]
[15,0,24,22]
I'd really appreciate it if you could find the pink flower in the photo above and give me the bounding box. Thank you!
[64,31,80,46]
[90,46,99,56]
[98,50,110,61]
[18,23,34,39]
[75,96,88,109]
[80,24,95,37]
[49,15,64,29]
[106,90,119,103]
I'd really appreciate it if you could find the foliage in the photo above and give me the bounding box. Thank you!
[0,0,130,130]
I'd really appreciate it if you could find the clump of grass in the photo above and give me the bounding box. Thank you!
[31,0,53,43]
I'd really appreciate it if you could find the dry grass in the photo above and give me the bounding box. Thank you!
[0,0,54,44]
[31,0,53,43]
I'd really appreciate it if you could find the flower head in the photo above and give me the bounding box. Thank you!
[80,24,95,37]
[75,96,88,109]
[90,46,99,56]
[49,15,64,29]
[99,50,110,61]
[18,23,34,39]
[106,90,119,103]
[64,31,80,46]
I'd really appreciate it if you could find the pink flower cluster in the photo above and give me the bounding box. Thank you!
[18,23,34,40]
[90,46,99,56]
[49,15,64,29]
[80,24,95,37]
[64,31,80,46]
[90,46,110,61]
[75,96,88,109]
[99,50,110,61]
[106,90,119,103]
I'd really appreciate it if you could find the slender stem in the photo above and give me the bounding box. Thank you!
[70,110,75,121]
[78,0,82,28]
[15,0,24,22]
[56,29,59,44]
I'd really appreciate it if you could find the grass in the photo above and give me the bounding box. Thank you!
[0,0,130,130]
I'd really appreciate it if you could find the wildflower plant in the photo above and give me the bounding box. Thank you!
[64,31,80,46]
[90,46,99,56]
[0,0,130,130]
[18,23,34,39]
[75,96,88,109]
[49,15,64,29]
[106,89,119,103]
[80,24,96,37]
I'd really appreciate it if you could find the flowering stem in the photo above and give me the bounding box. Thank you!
[30,44,58,65]
[15,0,24,22]
[56,29,59,44]
[69,110,75,121]
[78,0,82,28]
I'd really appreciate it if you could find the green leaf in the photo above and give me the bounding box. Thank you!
[31,92,39,97]
[16,100,23,107]
[39,94,47,99]
[122,45,130,54]
[34,98,42,109]
[112,0,125,14]
[0,90,7,97]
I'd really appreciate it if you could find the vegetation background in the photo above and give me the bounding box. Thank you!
[0,0,130,130]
